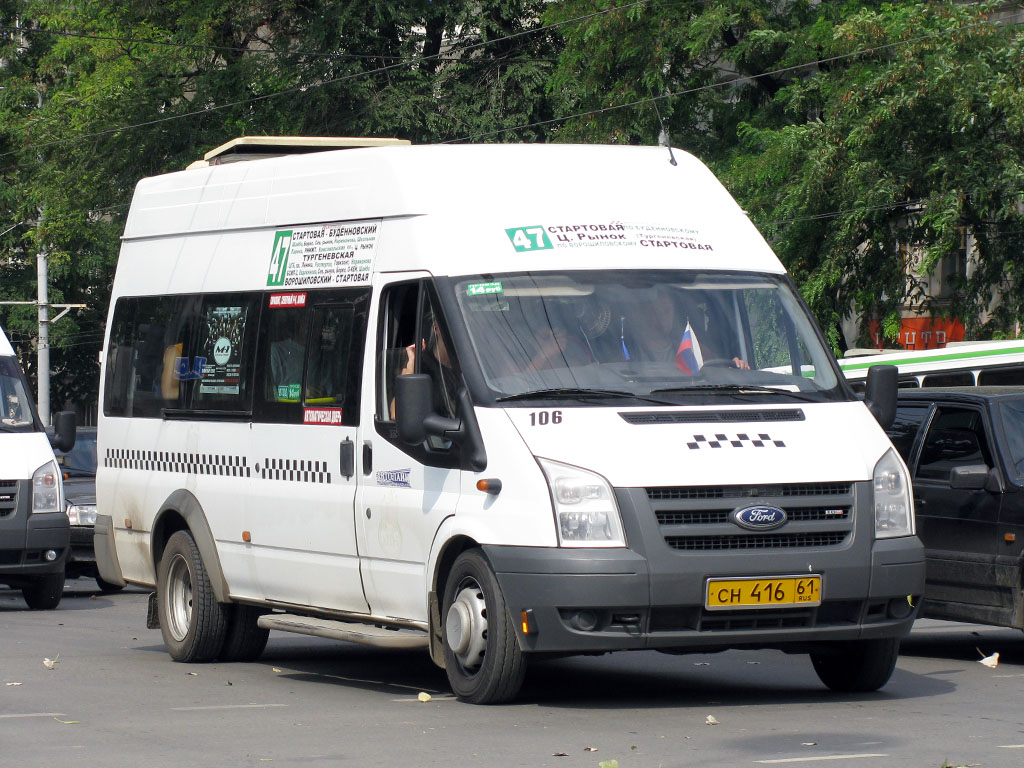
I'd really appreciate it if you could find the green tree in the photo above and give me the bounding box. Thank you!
[1,0,559,416]
[546,1,1024,348]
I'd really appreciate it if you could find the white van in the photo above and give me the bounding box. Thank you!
[95,139,924,703]
[1,324,75,608]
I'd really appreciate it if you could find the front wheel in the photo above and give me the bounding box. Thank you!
[442,549,526,704]
[22,571,65,610]
[810,637,901,692]
[157,530,228,662]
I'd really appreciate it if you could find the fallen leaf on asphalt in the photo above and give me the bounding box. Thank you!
[226,680,233,686]
[187,672,198,676]
[978,651,1000,668]
[42,655,59,669]
[417,692,431,703]
[802,743,817,747]
[584,746,598,752]
[5,682,23,686]
[552,752,568,757]
[598,761,619,768]
[53,717,80,724]
[272,668,282,673]
[705,715,720,725]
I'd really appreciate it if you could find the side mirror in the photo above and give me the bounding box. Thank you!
[395,374,461,445]
[50,411,76,453]
[864,365,897,429]
[393,375,487,471]
[950,464,993,491]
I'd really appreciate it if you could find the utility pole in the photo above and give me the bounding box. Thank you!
[36,223,50,425]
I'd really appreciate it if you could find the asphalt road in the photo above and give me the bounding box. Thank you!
[2,579,1023,768]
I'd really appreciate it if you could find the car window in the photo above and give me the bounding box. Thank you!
[56,431,98,476]
[917,407,993,482]
[887,404,930,463]
[995,398,1024,483]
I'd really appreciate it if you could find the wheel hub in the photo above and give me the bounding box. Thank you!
[446,584,488,669]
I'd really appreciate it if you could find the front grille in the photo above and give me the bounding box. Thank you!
[649,600,864,632]
[646,481,857,553]
[647,482,852,501]
[656,507,849,526]
[665,532,849,551]
[0,480,18,518]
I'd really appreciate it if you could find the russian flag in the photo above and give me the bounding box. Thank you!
[675,323,703,374]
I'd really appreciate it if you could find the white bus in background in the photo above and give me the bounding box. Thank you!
[94,137,924,704]
[840,340,1024,391]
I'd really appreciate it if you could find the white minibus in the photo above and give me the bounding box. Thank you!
[96,139,924,703]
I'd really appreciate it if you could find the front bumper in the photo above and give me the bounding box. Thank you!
[484,482,926,654]
[0,478,69,580]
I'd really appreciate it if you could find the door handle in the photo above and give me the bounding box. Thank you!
[362,440,373,475]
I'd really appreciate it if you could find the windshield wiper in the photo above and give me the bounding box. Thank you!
[651,384,819,401]
[495,387,673,405]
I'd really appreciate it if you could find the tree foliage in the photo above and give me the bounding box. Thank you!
[2,1,1023,415]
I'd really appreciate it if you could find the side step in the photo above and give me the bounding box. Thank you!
[257,613,429,650]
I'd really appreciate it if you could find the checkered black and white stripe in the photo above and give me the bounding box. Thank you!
[260,458,331,484]
[105,449,251,477]
[686,433,787,450]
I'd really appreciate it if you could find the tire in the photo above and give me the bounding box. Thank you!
[157,530,228,662]
[22,571,65,610]
[811,637,901,693]
[218,604,270,662]
[442,549,526,704]
[96,576,126,593]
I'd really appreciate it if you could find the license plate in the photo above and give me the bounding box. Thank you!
[706,575,822,610]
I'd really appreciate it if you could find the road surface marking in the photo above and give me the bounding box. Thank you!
[171,704,289,711]
[755,755,888,764]
[0,713,65,719]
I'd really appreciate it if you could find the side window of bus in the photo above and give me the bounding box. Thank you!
[103,295,194,418]
[255,290,368,425]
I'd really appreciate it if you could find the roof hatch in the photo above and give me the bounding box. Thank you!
[187,135,411,169]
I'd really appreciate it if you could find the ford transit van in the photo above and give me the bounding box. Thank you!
[95,139,924,702]
[1,324,75,608]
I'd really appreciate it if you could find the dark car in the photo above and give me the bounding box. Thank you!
[887,387,1024,629]
[55,427,122,592]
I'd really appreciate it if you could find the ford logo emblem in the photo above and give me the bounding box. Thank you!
[732,505,788,531]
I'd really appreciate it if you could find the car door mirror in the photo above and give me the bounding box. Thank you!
[49,410,76,453]
[949,464,992,490]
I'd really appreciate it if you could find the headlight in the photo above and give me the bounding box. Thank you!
[538,458,626,547]
[873,448,914,538]
[67,504,98,526]
[32,461,63,514]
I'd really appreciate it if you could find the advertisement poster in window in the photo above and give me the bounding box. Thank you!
[199,305,248,395]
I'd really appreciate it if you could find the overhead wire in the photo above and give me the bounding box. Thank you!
[0,0,653,161]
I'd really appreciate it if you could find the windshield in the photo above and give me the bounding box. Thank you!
[447,270,845,404]
[0,355,39,432]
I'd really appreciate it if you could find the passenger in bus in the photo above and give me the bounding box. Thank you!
[268,312,306,401]
[625,287,749,371]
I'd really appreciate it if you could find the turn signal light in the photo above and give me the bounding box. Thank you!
[520,609,536,635]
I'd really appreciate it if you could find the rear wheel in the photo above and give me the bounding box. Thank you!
[157,530,228,662]
[811,637,900,692]
[218,604,270,662]
[22,572,65,610]
[442,549,526,704]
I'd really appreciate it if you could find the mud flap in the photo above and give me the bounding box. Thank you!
[146,591,160,629]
